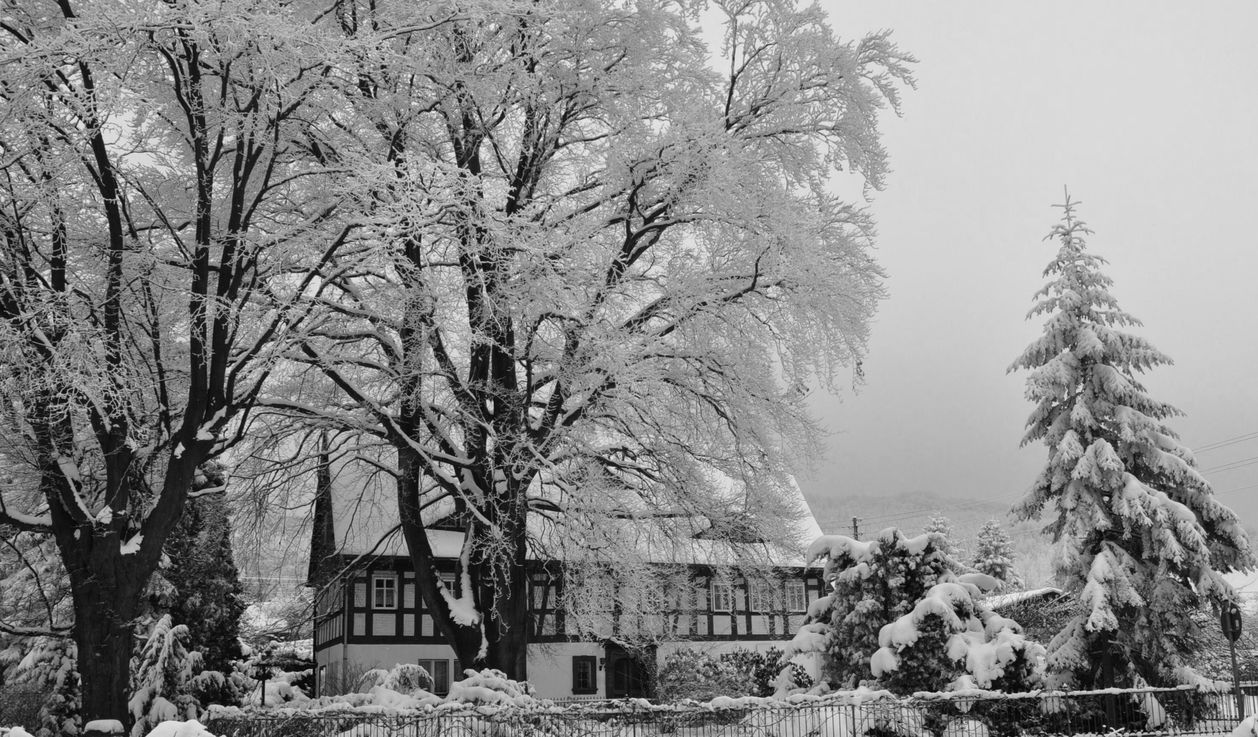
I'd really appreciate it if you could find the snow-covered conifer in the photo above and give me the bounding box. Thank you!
[971,520,1023,590]
[162,494,245,674]
[922,515,959,558]
[2,637,79,737]
[129,616,203,737]
[871,575,1043,694]
[1010,194,1254,688]
[788,528,952,688]
[790,528,1042,693]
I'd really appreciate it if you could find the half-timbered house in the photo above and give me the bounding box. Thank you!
[307,469,826,700]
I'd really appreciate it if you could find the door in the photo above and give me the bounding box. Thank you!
[605,643,652,698]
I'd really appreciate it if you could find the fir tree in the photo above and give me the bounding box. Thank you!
[871,577,1042,694]
[162,490,245,674]
[790,528,1041,693]
[923,515,960,558]
[128,615,202,737]
[788,528,953,688]
[1010,194,1254,688]
[971,520,1023,590]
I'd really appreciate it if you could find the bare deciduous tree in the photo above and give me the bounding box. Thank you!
[0,1,344,724]
[275,0,914,678]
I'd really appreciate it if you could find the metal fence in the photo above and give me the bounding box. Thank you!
[202,686,1249,737]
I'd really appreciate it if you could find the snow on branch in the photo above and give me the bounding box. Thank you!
[0,492,53,533]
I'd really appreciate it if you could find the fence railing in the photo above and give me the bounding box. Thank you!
[203,685,1251,737]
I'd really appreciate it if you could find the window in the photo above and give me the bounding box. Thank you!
[373,574,397,609]
[711,581,733,612]
[572,656,598,695]
[418,659,452,695]
[747,581,771,612]
[531,576,552,609]
[785,580,807,613]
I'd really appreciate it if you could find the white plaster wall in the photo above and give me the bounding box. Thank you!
[526,642,605,700]
[321,636,817,699]
[345,643,460,672]
[313,643,344,697]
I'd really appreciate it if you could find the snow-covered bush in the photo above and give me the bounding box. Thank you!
[447,669,538,706]
[186,662,255,712]
[656,649,747,701]
[791,529,1042,695]
[870,577,1043,694]
[141,720,217,737]
[380,663,433,695]
[656,647,811,699]
[354,668,390,692]
[129,615,204,737]
[239,670,308,708]
[718,648,810,697]
[235,639,312,707]
[2,637,79,737]
[788,529,954,690]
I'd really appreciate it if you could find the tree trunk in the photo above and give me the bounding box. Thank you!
[396,450,532,681]
[75,599,134,726]
[68,565,142,727]
[472,525,529,681]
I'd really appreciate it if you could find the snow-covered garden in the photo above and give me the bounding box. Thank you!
[1,0,1255,736]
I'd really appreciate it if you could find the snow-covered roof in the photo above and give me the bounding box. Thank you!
[983,586,1064,610]
[322,463,823,569]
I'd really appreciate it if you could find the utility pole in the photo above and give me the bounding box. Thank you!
[1222,603,1245,719]
[851,516,860,538]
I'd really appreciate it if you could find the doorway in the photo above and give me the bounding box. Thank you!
[604,643,653,698]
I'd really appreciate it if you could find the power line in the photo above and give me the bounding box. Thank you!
[1202,455,1258,474]
[857,497,1014,531]
[1216,482,1258,496]
[1194,430,1258,454]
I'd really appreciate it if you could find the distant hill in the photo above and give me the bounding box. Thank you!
[802,490,1057,587]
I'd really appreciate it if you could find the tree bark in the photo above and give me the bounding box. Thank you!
[396,450,531,681]
[54,522,150,727]
[72,582,137,725]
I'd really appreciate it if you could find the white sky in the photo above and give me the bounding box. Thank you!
[801,2,1258,526]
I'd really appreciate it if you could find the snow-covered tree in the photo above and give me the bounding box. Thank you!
[262,0,915,678]
[1010,194,1255,688]
[789,529,952,688]
[971,520,1023,590]
[1,636,78,737]
[129,616,202,737]
[162,494,245,674]
[871,577,1043,694]
[0,1,347,724]
[790,529,1041,693]
[923,515,961,558]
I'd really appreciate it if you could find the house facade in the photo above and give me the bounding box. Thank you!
[307,472,826,699]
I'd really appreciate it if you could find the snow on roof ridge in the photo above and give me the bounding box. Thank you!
[983,586,1064,610]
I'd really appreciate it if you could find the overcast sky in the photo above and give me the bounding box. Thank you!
[800,2,1258,527]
